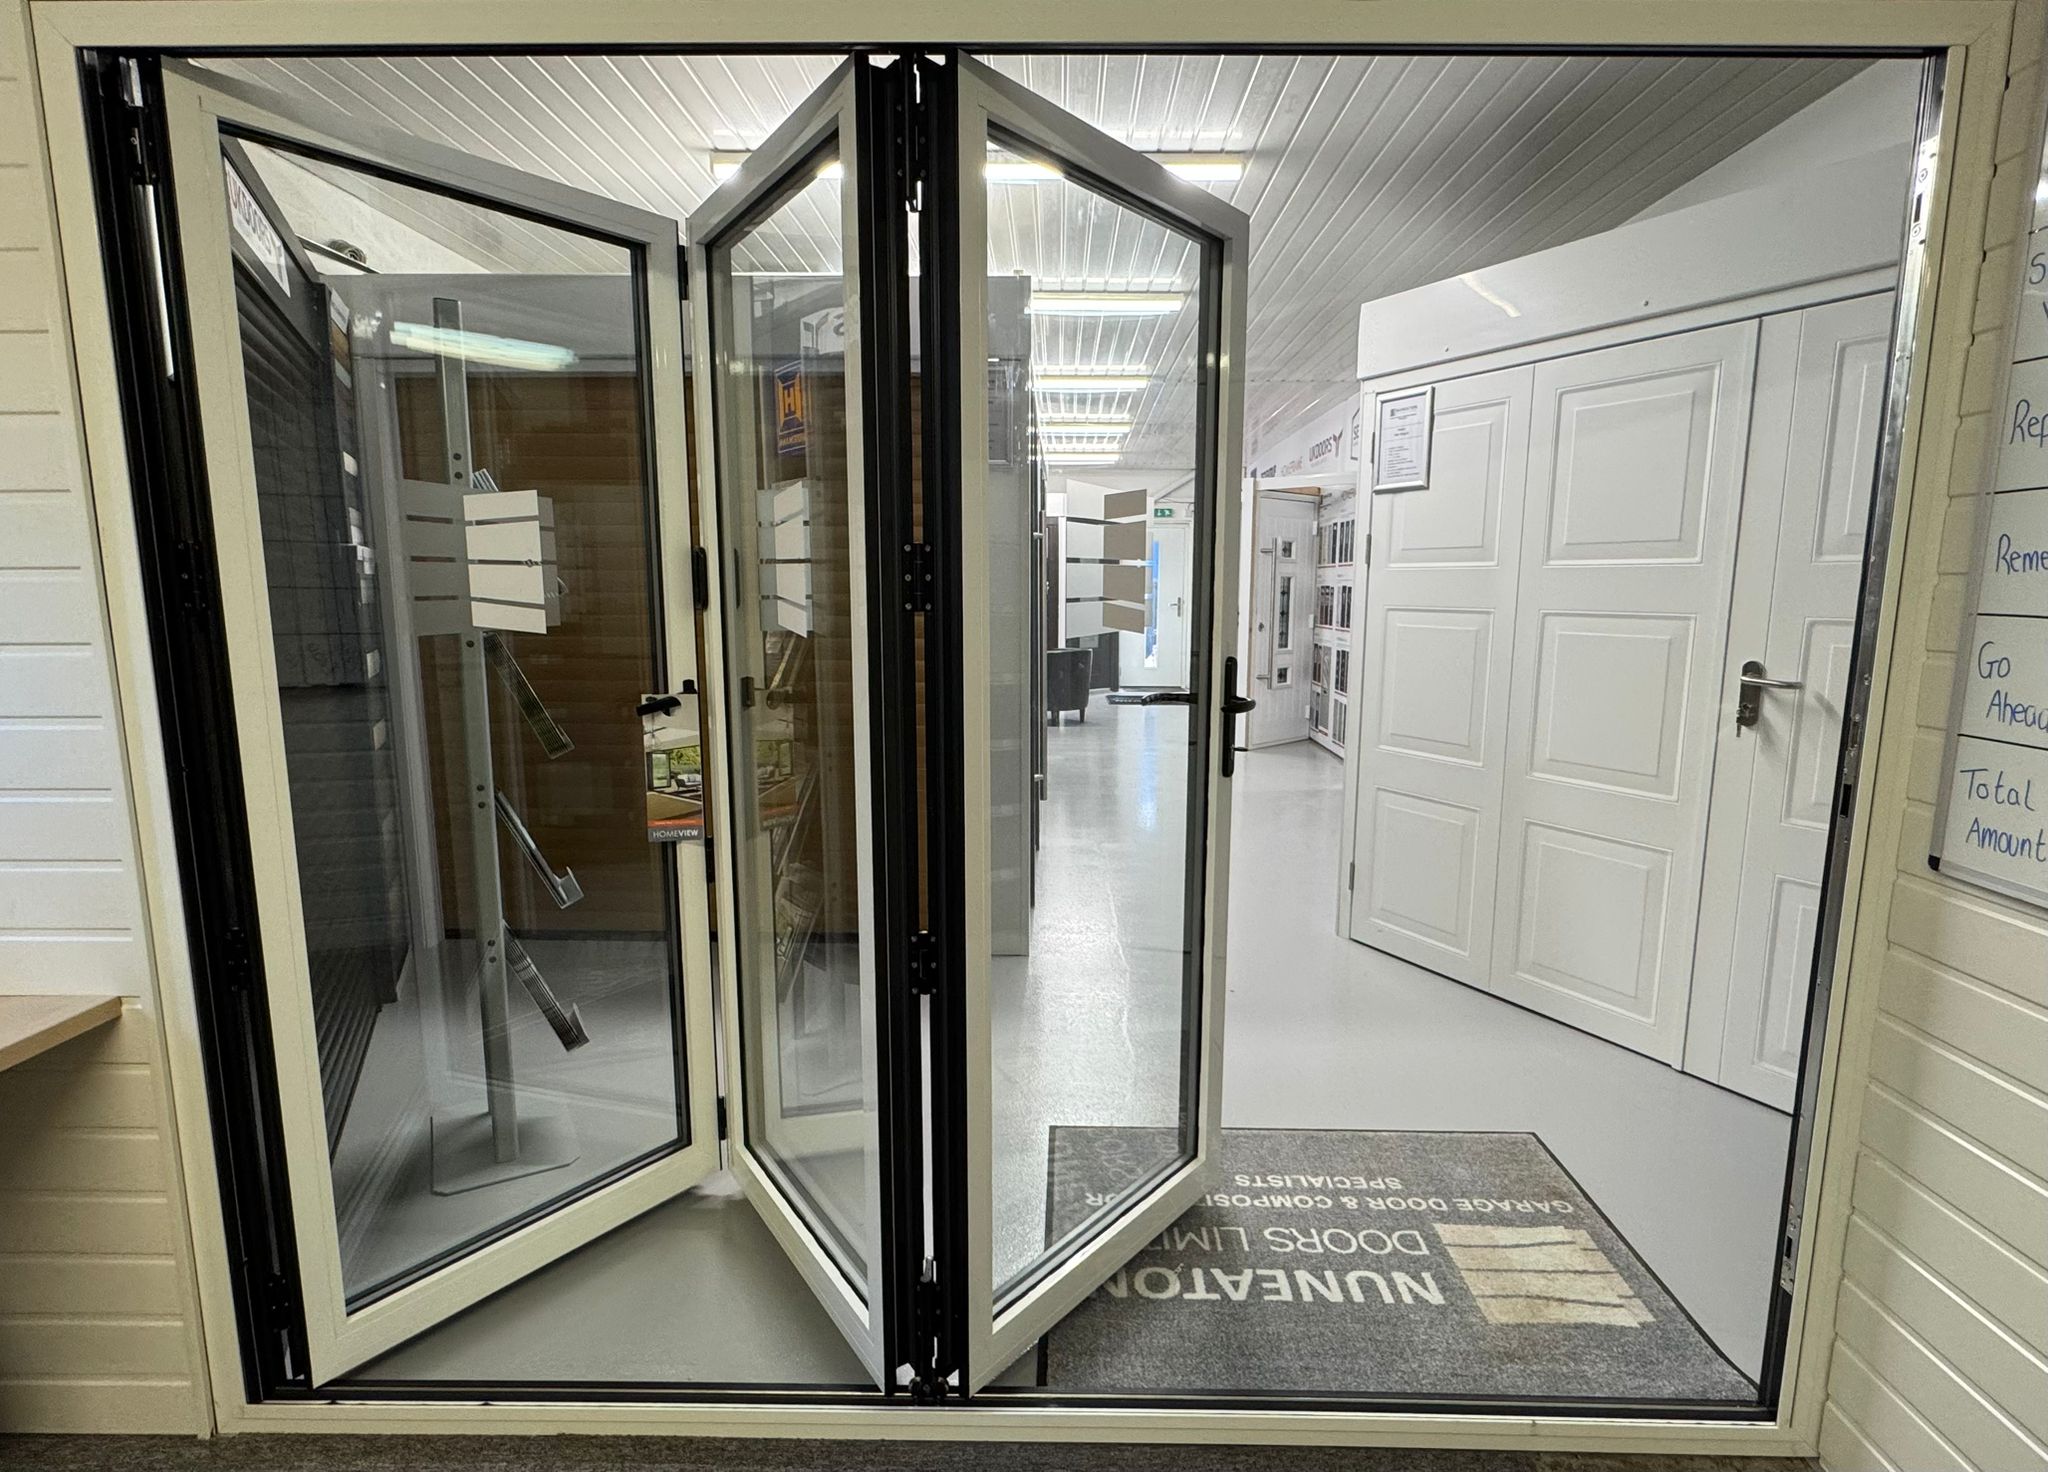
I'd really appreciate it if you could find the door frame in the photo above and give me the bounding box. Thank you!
[682,56,925,1388]
[32,0,2001,1451]
[942,50,1251,1391]
[143,58,725,1382]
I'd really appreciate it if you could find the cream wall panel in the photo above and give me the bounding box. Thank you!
[1836,1281,2046,1472]
[1840,1217,2048,1446]
[0,0,208,1435]
[1824,15,2048,1466]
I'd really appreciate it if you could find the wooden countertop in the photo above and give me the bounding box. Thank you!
[0,994,124,1072]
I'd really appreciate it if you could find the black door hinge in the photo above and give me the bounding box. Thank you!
[901,59,930,210]
[901,543,935,614]
[107,59,158,185]
[908,1258,950,1402]
[907,930,940,995]
[715,1095,728,1141]
[261,1271,295,1322]
[690,546,710,611]
[173,540,211,615]
[220,924,255,993]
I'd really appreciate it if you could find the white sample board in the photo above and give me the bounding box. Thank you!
[1933,156,2048,909]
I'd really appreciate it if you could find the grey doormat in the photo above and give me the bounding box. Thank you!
[1040,1127,1757,1403]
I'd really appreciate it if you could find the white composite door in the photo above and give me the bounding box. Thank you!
[1688,293,1893,1108]
[1346,366,1532,987]
[1489,322,1759,1065]
[1246,490,1319,746]
[1132,521,1194,688]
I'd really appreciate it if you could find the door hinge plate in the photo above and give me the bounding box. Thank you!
[908,1257,950,1401]
[907,930,940,994]
[173,540,211,615]
[715,1095,728,1141]
[901,543,935,614]
[221,924,255,992]
[690,546,710,611]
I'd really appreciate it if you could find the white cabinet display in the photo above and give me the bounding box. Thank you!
[1339,153,1907,1105]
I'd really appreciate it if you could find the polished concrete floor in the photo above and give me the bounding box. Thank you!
[353,701,1789,1389]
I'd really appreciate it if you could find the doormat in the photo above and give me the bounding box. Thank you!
[1039,1127,1756,1403]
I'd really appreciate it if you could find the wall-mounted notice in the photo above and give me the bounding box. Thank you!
[1932,143,2048,910]
[1372,385,1432,492]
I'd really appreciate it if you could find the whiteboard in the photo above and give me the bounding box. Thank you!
[1931,127,2048,912]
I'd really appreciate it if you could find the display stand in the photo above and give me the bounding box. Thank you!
[418,296,582,1196]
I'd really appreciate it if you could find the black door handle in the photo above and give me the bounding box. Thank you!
[1221,655,1256,778]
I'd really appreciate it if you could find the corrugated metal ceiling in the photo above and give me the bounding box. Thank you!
[219,51,1873,466]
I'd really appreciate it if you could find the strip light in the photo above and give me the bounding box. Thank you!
[390,322,578,372]
[1029,291,1183,316]
[1038,418,1134,434]
[1033,375,1152,393]
[710,152,844,185]
[1044,452,1121,466]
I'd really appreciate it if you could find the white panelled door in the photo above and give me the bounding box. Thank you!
[1490,323,1758,1065]
[1246,490,1319,746]
[1348,367,1532,986]
[1689,293,1893,1108]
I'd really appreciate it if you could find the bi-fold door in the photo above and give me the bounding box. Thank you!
[154,50,1246,1395]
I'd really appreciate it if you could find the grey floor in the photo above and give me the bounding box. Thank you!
[0,1435,1814,1471]
[356,700,1788,1390]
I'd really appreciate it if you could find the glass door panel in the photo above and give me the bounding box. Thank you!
[161,63,719,1382]
[947,54,1251,1390]
[686,62,900,1386]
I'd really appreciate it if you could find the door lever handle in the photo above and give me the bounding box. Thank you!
[1735,659,1802,734]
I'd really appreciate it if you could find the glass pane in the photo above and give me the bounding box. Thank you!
[222,140,687,1308]
[707,149,878,1290]
[984,134,1208,1299]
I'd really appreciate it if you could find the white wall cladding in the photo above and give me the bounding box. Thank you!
[0,0,209,1434]
[213,51,1865,472]
[0,25,147,999]
[1819,15,2048,1471]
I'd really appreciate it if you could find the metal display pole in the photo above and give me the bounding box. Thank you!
[427,295,579,1194]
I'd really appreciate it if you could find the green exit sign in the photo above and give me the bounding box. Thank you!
[1153,506,1175,518]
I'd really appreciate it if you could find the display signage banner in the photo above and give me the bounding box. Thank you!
[1932,127,2048,911]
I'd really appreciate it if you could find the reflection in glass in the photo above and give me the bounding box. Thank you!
[708,154,878,1289]
[224,140,686,1307]
[984,136,1206,1298]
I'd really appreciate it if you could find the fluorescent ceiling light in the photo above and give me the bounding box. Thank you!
[710,151,843,185]
[1044,452,1121,466]
[987,157,1062,184]
[390,321,577,372]
[1153,152,1244,182]
[1029,291,1183,316]
[1038,418,1133,433]
[1033,375,1152,393]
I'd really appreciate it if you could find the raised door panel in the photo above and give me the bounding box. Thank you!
[1529,612,1695,800]
[1375,608,1493,765]
[1697,292,1893,1108]
[1491,321,1758,1065]
[1347,365,1531,985]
